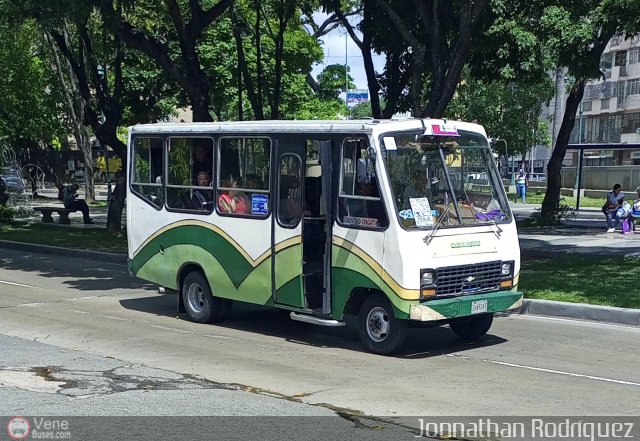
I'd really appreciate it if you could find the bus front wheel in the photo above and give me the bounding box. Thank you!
[449,313,493,342]
[358,294,407,355]
[182,271,232,323]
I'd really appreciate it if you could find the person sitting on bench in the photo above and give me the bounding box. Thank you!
[602,183,624,233]
[63,183,94,224]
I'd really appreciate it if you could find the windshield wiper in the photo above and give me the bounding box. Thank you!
[423,203,452,246]
[488,219,503,239]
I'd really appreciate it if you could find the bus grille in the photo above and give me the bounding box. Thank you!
[436,261,502,297]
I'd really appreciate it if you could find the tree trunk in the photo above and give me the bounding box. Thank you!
[46,30,95,202]
[541,77,587,223]
[552,67,566,147]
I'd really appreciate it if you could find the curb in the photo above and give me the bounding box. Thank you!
[0,240,127,265]
[520,299,640,327]
[519,248,638,258]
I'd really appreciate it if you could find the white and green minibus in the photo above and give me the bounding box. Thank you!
[126,119,522,354]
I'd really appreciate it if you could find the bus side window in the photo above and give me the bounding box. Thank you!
[217,137,271,217]
[166,137,214,213]
[131,137,164,209]
[337,139,388,229]
[278,155,303,227]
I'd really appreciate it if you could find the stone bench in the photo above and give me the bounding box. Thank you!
[33,206,77,224]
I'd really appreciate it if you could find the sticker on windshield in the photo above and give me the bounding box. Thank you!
[399,209,414,220]
[409,198,434,227]
[383,137,397,151]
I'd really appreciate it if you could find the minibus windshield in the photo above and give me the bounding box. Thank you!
[381,130,511,230]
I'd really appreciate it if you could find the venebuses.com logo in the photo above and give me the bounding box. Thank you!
[6,416,30,440]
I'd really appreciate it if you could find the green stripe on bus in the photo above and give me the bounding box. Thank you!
[131,225,253,287]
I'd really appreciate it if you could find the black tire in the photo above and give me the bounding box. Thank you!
[182,271,232,323]
[358,293,407,355]
[449,313,493,342]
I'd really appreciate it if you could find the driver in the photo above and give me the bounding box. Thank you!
[402,171,431,208]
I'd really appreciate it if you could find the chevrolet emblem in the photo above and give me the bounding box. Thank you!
[464,276,476,283]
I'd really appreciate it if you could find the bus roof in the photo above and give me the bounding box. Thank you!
[129,118,487,138]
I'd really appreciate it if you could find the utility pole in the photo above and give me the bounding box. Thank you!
[345,33,349,120]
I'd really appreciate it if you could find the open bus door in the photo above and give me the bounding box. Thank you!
[272,138,335,317]
[272,139,306,309]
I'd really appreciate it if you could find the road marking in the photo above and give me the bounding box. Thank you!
[0,280,35,288]
[448,354,640,387]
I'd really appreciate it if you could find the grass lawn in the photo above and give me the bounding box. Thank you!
[507,191,604,208]
[0,222,127,254]
[520,255,640,309]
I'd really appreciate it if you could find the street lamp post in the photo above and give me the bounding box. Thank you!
[345,32,349,120]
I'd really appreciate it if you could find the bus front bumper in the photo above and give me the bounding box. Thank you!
[409,291,523,322]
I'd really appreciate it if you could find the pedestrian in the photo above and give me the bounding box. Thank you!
[63,183,94,224]
[514,169,528,203]
[602,183,624,233]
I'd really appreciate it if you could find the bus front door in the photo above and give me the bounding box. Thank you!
[272,138,333,313]
[272,140,306,308]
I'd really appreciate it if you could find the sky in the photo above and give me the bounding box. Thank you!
[309,14,386,100]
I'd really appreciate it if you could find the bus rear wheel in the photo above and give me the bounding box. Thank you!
[182,271,232,323]
[358,294,407,355]
[449,313,493,342]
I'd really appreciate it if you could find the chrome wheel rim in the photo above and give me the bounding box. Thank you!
[366,306,390,342]
[186,283,205,313]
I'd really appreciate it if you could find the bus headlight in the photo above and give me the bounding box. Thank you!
[500,261,514,289]
[420,270,437,298]
[421,271,435,286]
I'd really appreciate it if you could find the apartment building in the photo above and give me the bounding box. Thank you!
[569,33,640,166]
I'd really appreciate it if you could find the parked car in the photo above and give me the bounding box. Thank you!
[0,166,25,191]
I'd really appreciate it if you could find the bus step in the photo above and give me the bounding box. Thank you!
[290,312,345,327]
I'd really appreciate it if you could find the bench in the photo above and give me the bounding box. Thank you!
[33,206,77,224]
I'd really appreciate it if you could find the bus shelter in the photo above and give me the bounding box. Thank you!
[567,142,640,210]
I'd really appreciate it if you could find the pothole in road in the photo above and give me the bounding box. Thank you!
[0,368,66,394]
[0,365,224,397]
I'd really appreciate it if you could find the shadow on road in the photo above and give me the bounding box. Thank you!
[119,294,508,358]
[0,249,155,293]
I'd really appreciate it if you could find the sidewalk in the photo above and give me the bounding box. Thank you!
[513,203,640,258]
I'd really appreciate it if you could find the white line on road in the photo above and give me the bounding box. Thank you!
[0,280,35,288]
[448,354,640,387]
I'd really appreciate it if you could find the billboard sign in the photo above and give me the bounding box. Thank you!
[346,89,369,105]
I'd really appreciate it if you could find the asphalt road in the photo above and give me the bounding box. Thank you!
[1,247,639,420]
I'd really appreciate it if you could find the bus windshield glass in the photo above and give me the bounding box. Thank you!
[382,130,511,230]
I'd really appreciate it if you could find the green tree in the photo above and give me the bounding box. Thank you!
[350,101,374,119]
[328,0,492,118]
[0,18,66,156]
[317,63,355,100]
[523,1,640,222]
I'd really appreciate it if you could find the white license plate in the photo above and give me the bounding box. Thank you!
[471,299,488,314]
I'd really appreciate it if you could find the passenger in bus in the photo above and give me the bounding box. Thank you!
[192,144,212,180]
[402,171,431,208]
[191,171,213,210]
[218,176,250,214]
[278,175,302,221]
